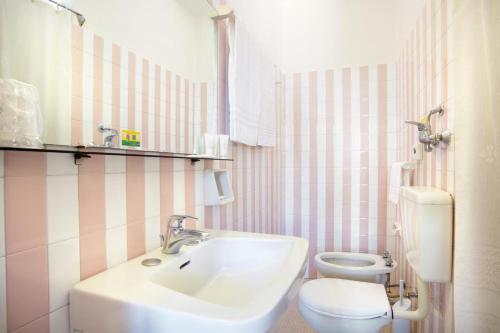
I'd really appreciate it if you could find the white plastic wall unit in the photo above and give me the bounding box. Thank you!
[204,170,234,206]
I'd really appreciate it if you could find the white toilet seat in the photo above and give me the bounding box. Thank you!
[299,278,392,320]
[315,252,397,283]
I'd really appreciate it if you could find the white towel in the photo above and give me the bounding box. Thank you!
[228,19,276,147]
[389,162,404,204]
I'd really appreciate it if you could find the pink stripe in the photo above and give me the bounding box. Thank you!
[78,155,106,279]
[440,0,448,191]
[111,44,121,132]
[342,68,351,252]
[5,152,47,254]
[184,80,190,153]
[126,155,145,259]
[10,314,49,333]
[4,152,49,332]
[232,144,238,231]
[405,45,410,162]
[142,59,149,150]
[264,150,269,233]
[279,77,286,235]
[191,82,196,155]
[325,70,335,251]
[359,66,369,253]
[258,150,261,233]
[309,71,318,277]
[415,20,422,185]
[128,52,136,130]
[410,32,415,162]
[217,20,228,134]
[160,159,174,234]
[165,71,172,151]
[204,160,214,229]
[430,0,437,188]
[154,64,161,151]
[184,160,196,229]
[175,75,181,153]
[93,35,104,145]
[6,248,49,332]
[71,26,84,146]
[377,65,388,254]
[242,148,248,231]
[422,5,428,186]
[200,83,208,134]
[251,148,256,232]
[293,73,302,237]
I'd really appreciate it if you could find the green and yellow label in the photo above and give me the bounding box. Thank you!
[121,129,141,147]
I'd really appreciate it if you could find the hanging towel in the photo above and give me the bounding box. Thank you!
[228,19,259,146]
[389,162,404,204]
[228,18,276,147]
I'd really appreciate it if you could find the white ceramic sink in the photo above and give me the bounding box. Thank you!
[70,230,308,333]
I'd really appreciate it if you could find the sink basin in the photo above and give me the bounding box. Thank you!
[70,230,308,333]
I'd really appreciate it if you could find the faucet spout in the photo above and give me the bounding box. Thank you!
[161,215,209,254]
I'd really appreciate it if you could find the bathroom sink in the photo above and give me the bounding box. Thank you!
[70,230,308,333]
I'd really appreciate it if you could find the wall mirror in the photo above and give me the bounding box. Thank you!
[0,0,218,155]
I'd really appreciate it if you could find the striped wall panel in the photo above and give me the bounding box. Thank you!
[281,66,398,277]
[394,0,455,332]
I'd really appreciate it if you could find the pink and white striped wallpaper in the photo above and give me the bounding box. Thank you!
[393,0,455,332]
[280,65,398,277]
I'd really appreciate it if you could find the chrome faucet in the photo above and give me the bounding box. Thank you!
[160,215,209,254]
[97,124,119,148]
[405,105,452,152]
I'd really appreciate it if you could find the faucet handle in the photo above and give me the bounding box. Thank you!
[168,215,198,229]
[405,120,429,131]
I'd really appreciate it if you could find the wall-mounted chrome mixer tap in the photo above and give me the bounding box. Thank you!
[405,105,452,152]
[97,124,119,148]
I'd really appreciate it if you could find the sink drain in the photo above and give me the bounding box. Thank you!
[141,258,162,267]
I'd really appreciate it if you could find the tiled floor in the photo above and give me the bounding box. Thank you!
[269,298,316,333]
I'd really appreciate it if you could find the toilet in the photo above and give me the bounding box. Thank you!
[315,252,396,283]
[299,278,392,333]
[299,187,454,333]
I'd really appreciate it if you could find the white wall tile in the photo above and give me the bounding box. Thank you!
[0,179,4,258]
[0,152,4,177]
[173,171,185,213]
[0,257,6,333]
[105,174,127,229]
[105,155,126,174]
[47,153,78,176]
[145,172,160,219]
[145,157,160,173]
[47,175,79,244]
[106,226,127,268]
[49,306,69,333]
[145,217,161,251]
[48,238,80,311]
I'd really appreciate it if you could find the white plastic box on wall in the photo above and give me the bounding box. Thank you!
[204,170,234,206]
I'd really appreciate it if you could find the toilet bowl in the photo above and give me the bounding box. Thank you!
[315,252,397,283]
[299,278,392,333]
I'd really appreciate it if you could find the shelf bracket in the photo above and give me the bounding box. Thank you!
[74,152,92,165]
[190,158,201,165]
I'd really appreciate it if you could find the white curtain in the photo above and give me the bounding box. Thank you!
[0,0,72,145]
[453,0,500,331]
[227,18,276,147]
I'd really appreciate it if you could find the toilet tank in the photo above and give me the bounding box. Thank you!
[399,187,453,283]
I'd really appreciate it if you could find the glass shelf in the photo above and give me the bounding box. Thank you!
[0,144,233,165]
